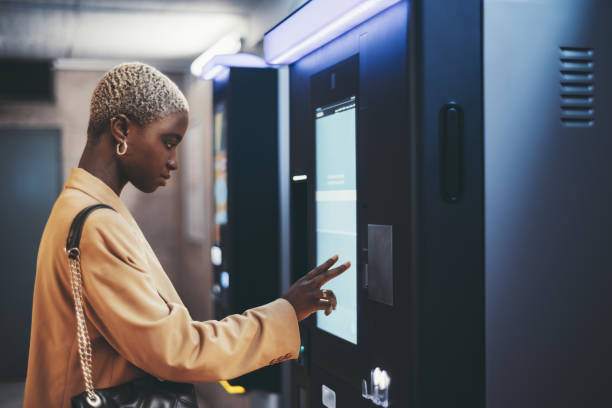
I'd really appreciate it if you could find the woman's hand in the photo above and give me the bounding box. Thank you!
[282,255,351,322]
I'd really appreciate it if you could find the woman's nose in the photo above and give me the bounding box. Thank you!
[167,158,178,171]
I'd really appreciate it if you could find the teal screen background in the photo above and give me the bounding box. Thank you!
[315,98,358,345]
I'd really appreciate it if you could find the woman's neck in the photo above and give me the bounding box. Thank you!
[78,139,127,196]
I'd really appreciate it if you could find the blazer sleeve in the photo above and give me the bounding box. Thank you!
[78,210,301,383]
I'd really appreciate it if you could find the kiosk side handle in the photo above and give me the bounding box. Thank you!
[439,103,464,202]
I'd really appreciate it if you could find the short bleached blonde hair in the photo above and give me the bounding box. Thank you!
[87,62,189,138]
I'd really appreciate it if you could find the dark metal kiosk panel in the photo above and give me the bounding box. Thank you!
[286,0,484,406]
[210,67,281,392]
[485,0,612,406]
[417,0,484,406]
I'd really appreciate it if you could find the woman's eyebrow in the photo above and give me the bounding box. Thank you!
[164,133,183,141]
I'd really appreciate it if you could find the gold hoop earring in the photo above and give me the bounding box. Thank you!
[116,140,128,156]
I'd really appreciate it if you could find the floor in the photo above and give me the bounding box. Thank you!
[0,380,278,408]
[0,380,24,407]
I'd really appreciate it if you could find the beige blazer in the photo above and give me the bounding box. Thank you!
[23,168,300,407]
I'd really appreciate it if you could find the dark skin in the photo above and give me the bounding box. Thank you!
[78,112,350,321]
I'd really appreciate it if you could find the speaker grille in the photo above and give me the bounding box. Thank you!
[560,47,594,127]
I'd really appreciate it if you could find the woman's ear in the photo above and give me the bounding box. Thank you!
[109,114,130,144]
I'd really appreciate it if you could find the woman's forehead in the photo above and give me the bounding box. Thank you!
[149,111,189,131]
[150,112,189,128]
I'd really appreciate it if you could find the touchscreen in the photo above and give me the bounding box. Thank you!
[315,96,358,345]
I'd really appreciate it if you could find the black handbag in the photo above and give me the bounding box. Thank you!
[66,204,197,407]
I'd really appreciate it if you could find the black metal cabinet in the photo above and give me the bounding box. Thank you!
[210,67,281,392]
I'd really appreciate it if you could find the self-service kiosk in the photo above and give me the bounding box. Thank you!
[267,1,484,406]
[210,67,282,393]
[267,0,612,406]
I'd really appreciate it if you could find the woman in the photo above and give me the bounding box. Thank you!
[23,62,349,407]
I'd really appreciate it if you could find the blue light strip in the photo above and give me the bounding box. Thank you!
[264,0,402,65]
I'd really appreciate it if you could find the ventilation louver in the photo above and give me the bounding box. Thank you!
[560,47,594,127]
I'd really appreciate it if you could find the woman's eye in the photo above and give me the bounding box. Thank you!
[165,143,174,150]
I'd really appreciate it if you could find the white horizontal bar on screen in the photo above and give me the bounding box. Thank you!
[316,189,357,202]
[316,229,357,237]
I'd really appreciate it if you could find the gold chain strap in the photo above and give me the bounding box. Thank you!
[68,249,102,407]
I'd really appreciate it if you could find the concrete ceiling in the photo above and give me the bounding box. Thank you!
[0,0,307,72]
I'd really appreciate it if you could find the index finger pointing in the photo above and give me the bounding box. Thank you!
[305,254,339,279]
[315,261,351,287]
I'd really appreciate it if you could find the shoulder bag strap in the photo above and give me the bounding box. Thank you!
[65,204,115,407]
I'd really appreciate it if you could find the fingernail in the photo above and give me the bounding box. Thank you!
[332,254,338,261]
[344,261,351,267]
